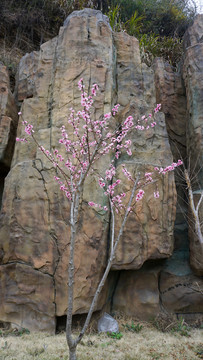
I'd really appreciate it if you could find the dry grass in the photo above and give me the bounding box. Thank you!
[0,319,202,360]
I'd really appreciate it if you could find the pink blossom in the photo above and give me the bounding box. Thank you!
[154,191,160,198]
[65,191,72,200]
[88,201,96,207]
[24,124,34,135]
[122,165,133,181]
[125,139,131,147]
[104,112,111,119]
[154,104,161,113]
[16,137,27,142]
[99,179,106,188]
[136,189,145,202]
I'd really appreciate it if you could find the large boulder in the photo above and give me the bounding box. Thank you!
[0,9,176,331]
[0,65,18,209]
[112,268,160,320]
[0,65,18,171]
[183,14,203,274]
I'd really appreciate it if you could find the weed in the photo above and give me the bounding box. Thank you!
[123,321,143,333]
[1,341,9,350]
[124,355,137,360]
[27,347,45,356]
[171,317,191,337]
[195,344,203,357]
[17,328,30,336]
[0,326,30,338]
[101,341,113,348]
[152,312,178,332]
[107,331,123,340]
[150,351,162,360]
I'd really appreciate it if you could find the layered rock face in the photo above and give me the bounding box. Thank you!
[0,65,18,208]
[0,65,18,171]
[0,9,177,332]
[0,10,202,332]
[183,14,203,275]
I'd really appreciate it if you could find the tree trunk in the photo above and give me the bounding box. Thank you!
[69,346,77,360]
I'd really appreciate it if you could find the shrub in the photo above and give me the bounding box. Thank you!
[139,33,183,67]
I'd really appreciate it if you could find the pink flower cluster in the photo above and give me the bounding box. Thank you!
[21,120,34,136]
[54,176,71,200]
[88,201,108,212]
[154,159,183,174]
[145,172,153,182]
[16,137,28,142]
[154,104,161,113]
[136,189,145,202]
[91,84,99,96]
[122,165,133,181]
[104,179,121,197]
[154,191,160,198]
[17,78,181,215]
[105,165,116,181]
[112,104,120,116]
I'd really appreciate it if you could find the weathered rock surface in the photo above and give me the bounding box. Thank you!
[183,14,203,274]
[0,65,18,176]
[154,58,187,162]
[0,9,177,331]
[0,263,55,332]
[1,10,203,332]
[112,32,176,269]
[112,268,160,320]
[160,270,203,314]
[188,192,203,275]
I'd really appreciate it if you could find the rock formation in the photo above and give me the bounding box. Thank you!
[0,65,18,207]
[0,9,202,332]
[183,15,203,275]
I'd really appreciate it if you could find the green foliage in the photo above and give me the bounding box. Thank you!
[107,331,123,339]
[123,321,143,333]
[106,0,196,37]
[106,5,144,35]
[0,0,197,69]
[0,327,30,337]
[124,10,144,36]
[170,317,191,337]
[139,33,183,67]
[0,0,94,52]
[106,5,123,31]
[105,0,194,67]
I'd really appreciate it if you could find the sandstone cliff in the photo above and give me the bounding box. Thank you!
[0,9,202,332]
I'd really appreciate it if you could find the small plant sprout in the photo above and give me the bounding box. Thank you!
[107,331,123,339]
[123,321,143,333]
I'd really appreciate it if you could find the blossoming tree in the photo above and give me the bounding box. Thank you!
[17,79,182,360]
